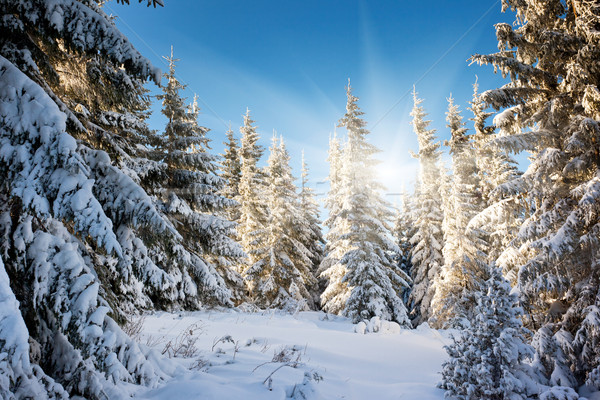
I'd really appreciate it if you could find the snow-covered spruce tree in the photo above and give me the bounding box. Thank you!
[471,0,600,389]
[469,81,501,205]
[220,127,242,222]
[408,89,445,325]
[155,51,243,307]
[393,190,416,306]
[431,96,488,329]
[299,151,325,307]
[0,0,184,316]
[238,110,270,299]
[245,136,316,310]
[0,55,178,399]
[318,132,350,314]
[216,127,246,303]
[321,81,411,325]
[439,267,539,400]
[48,31,191,315]
[185,97,246,306]
[467,81,525,270]
[0,1,186,397]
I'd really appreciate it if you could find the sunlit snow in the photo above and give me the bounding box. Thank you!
[135,310,450,400]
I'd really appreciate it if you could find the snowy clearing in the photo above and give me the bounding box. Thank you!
[134,310,450,399]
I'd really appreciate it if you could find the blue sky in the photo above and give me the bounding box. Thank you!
[108,0,514,203]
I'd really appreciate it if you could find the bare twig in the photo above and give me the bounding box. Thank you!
[211,335,234,352]
[162,322,204,358]
[232,340,241,361]
[123,314,146,341]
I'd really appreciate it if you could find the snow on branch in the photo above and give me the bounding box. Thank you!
[0,55,121,255]
[2,0,161,82]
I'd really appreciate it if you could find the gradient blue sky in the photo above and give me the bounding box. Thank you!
[108,0,514,202]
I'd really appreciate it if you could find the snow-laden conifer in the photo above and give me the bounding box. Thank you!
[467,82,524,270]
[0,255,69,399]
[57,58,181,314]
[408,89,445,325]
[220,127,242,221]
[156,51,243,307]
[245,136,316,310]
[0,0,189,316]
[318,132,350,314]
[321,81,410,325]
[431,96,488,329]
[0,1,187,396]
[393,190,416,305]
[238,110,270,295]
[0,0,239,396]
[0,54,177,398]
[214,127,246,303]
[298,152,325,306]
[471,0,600,389]
[439,267,539,400]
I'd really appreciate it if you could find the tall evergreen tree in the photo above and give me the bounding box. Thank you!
[321,81,410,325]
[472,0,600,389]
[237,110,270,298]
[0,1,182,316]
[431,96,488,329]
[467,82,525,279]
[155,50,242,307]
[35,36,182,314]
[393,190,416,306]
[245,136,316,310]
[408,89,445,325]
[216,127,246,303]
[0,1,179,397]
[220,127,242,221]
[319,132,351,314]
[298,151,325,306]
[469,80,501,206]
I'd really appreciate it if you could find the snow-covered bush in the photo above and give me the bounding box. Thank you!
[539,386,579,400]
[439,268,539,400]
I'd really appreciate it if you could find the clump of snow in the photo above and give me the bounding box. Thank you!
[354,316,402,334]
[540,386,580,400]
[354,320,367,334]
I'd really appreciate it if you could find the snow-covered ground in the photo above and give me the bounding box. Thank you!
[134,310,450,399]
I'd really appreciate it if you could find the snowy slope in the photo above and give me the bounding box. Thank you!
[135,310,449,399]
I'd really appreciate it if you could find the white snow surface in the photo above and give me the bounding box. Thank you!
[135,310,449,399]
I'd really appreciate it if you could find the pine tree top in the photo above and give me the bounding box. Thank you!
[337,80,368,141]
[240,109,264,163]
[445,96,470,155]
[468,81,495,138]
[410,89,441,160]
[116,0,165,7]
[158,48,209,152]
